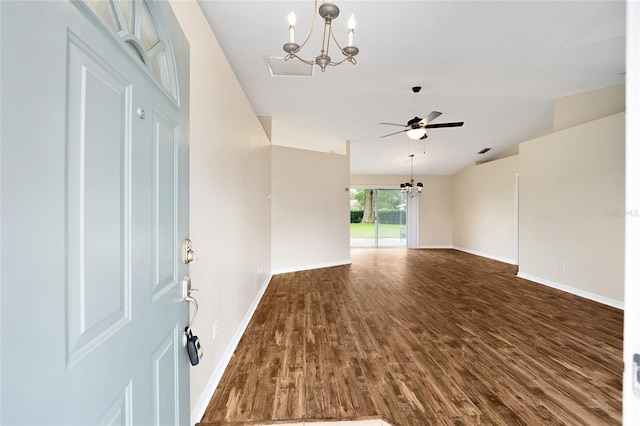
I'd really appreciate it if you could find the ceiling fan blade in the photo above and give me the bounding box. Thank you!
[424,121,464,129]
[419,111,442,126]
[379,122,407,127]
[379,128,409,138]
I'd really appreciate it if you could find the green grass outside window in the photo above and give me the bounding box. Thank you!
[350,223,405,238]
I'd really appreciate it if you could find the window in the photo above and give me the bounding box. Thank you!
[85,0,178,101]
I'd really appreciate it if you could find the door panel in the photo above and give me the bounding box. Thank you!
[98,382,133,425]
[0,2,189,425]
[152,328,180,426]
[152,109,178,299]
[66,32,133,368]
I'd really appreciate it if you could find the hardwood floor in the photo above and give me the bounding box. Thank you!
[198,249,623,425]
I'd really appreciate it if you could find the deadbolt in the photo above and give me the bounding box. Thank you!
[182,238,195,264]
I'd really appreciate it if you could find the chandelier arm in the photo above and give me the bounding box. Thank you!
[326,56,352,66]
[284,53,316,66]
[329,25,358,64]
[329,24,348,57]
[295,0,319,53]
[282,1,358,70]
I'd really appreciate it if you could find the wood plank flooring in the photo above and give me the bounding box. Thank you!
[198,249,623,425]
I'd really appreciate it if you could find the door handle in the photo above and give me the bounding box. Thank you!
[182,275,199,330]
[181,275,203,364]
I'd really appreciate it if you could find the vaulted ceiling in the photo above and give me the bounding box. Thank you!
[198,1,625,175]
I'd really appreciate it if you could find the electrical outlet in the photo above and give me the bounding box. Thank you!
[212,321,218,341]
[559,261,565,271]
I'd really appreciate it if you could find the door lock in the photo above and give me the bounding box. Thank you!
[182,238,195,264]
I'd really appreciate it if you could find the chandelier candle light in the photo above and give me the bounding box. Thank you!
[401,154,423,197]
[283,1,359,72]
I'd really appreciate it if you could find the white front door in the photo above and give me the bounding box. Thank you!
[0,1,190,424]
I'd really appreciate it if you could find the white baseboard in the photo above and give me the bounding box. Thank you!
[516,272,624,310]
[418,245,454,249]
[272,259,351,275]
[452,246,517,265]
[190,274,272,426]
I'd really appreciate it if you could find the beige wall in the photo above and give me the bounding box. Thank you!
[350,175,453,247]
[169,2,272,422]
[165,4,626,418]
[272,145,351,272]
[518,112,625,306]
[451,156,519,263]
[554,84,625,131]
[420,176,453,247]
[450,85,625,307]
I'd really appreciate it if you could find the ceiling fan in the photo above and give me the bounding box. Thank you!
[379,86,464,140]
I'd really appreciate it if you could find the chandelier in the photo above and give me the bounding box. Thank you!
[283,1,359,72]
[400,154,423,197]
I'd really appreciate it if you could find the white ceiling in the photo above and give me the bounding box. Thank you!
[197,0,625,176]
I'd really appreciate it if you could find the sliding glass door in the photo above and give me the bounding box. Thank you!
[350,188,407,248]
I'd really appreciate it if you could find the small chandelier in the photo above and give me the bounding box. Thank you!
[283,1,359,72]
[400,154,423,197]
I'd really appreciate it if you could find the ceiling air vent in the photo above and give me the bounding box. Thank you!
[264,56,314,77]
[477,147,492,154]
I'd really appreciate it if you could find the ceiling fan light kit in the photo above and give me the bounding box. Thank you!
[283,1,359,72]
[407,127,427,140]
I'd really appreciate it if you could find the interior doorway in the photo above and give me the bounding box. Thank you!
[350,188,407,248]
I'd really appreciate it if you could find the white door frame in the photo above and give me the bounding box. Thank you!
[623,0,640,422]
[515,173,520,266]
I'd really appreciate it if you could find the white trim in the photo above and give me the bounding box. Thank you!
[624,1,640,422]
[272,259,351,275]
[418,245,454,249]
[516,272,623,310]
[452,246,517,265]
[514,173,519,266]
[190,274,272,426]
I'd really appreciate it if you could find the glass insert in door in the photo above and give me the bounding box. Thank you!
[350,188,406,248]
